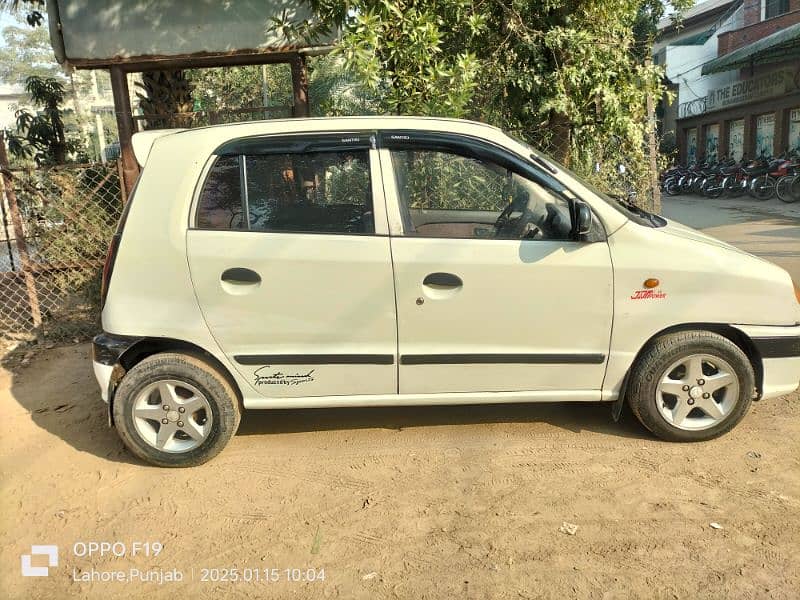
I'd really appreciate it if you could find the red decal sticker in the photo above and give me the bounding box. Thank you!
[631,289,666,300]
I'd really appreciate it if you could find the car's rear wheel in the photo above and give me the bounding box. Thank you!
[113,352,241,467]
[627,331,754,442]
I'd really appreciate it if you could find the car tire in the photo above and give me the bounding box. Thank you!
[627,331,754,442]
[113,352,241,467]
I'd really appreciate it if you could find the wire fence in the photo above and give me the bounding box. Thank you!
[0,162,123,342]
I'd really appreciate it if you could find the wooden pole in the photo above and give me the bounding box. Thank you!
[0,132,42,330]
[290,54,310,118]
[646,56,661,214]
[109,66,139,195]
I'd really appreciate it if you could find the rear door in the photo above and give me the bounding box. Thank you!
[380,132,613,396]
[187,133,398,398]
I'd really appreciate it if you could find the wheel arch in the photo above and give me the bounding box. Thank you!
[633,323,763,396]
[109,337,244,425]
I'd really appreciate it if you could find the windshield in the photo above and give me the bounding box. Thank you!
[509,136,666,228]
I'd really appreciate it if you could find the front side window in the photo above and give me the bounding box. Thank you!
[196,149,374,234]
[390,148,573,241]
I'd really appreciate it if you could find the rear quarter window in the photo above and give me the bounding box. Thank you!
[196,156,245,230]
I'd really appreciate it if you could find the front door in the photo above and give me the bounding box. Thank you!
[380,134,613,395]
[187,134,397,398]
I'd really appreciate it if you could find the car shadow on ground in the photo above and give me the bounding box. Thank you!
[1,343,141,466]
[237,401,651,440]
[0,342,653,467]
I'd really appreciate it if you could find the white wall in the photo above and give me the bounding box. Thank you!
[661,5,744,113]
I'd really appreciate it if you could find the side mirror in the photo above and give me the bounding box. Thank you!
[575,201,592,236]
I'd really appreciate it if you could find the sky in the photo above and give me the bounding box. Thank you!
[0,11,23,43]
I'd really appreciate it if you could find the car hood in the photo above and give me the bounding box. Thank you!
[659,218,757,258]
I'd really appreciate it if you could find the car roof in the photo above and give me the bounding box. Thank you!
[134,116,510,165]
[182,115,501,136]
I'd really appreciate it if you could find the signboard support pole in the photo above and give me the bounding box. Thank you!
[110,66,139,197]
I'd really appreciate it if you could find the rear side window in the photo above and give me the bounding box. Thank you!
[196,150,374,234]
[197,156,244,229]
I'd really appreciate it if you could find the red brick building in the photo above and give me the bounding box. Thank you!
[672,0,800,164]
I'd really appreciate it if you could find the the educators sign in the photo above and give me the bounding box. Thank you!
[706,68,799,112]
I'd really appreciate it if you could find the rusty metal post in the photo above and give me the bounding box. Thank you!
[110,66,139,195]
[290,54,310,118]
[0,132,42,329]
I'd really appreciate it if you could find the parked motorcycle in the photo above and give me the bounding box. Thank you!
[775,155,800,203]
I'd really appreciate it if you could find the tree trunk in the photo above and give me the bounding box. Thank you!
[135,70,194,129]
[548,111,572,167]
[645,56,661,214]
[47,102,67,164]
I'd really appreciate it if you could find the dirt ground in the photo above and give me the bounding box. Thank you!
[1,197,799,599]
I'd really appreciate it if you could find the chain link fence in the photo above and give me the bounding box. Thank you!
[1,163,123,343]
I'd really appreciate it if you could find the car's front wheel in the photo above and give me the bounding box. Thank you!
[113,352,241,467]
[627,331,754,442]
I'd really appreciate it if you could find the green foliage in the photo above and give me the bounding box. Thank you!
[189,65,277,112]
[308,55,381,116]
[135,70,195,129]
[659,131,678,161]
[0,19,61,84]
[6,76,84,165]
[276,0,693,202]
[187,55,381,119]
[276,0,481,116]
[0,11,100,98]
[0,0,44,27]
[333,1,480,115]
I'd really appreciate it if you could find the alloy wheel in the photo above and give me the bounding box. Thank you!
[656,354,739,431]
[132,379,213,453]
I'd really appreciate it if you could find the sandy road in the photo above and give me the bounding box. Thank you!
[1,196,799,599]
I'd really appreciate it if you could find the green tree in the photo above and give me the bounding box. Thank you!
[308,54,381,116]
[0,19,62,85]
[6,76,85,164]
[188,63,292,120]
[188,55,380,120]
[0,0,44,27]
[135,70,195,129]
[275,0,480,116]
[190,65,269,113]
[277,0,692,199]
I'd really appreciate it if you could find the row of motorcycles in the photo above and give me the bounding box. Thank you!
[660,151,800,202]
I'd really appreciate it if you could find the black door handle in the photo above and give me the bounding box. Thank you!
[423,272,463,288]
[221,267,261,284]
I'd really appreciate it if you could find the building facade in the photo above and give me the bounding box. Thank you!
[656,0,800,164]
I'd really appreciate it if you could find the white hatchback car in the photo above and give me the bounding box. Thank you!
[93,117,800,467]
